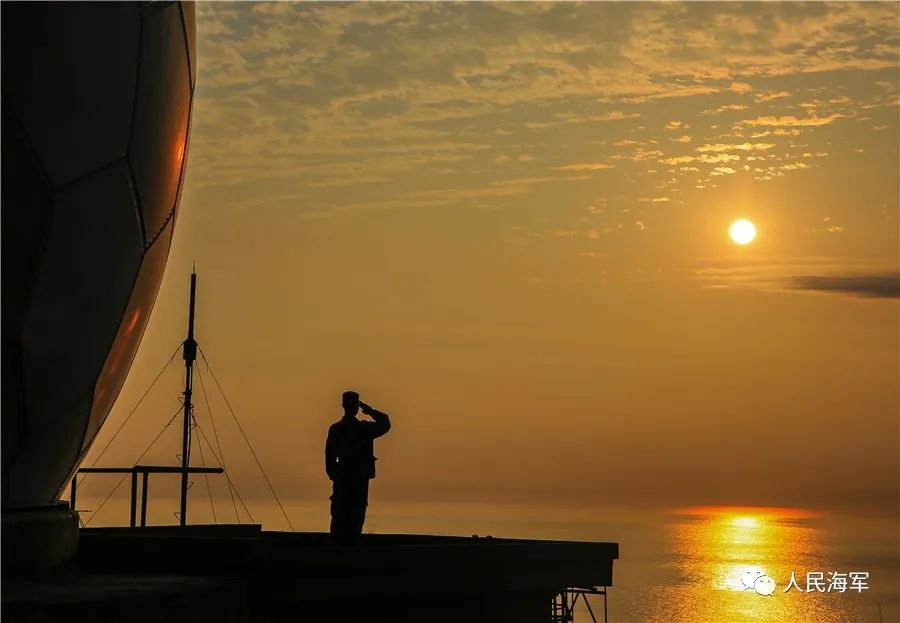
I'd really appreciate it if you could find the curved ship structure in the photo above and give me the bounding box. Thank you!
[2,1,195,508]
[1,1,195,572]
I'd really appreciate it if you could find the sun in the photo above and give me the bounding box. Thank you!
[729,219,757,245]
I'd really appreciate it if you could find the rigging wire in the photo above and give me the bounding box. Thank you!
[192,420,256,524]
[198,347,295,532]
[196,362,239,523]
[74,340,293,530]
[83,403,184,526]
[77,343,182,487]
[193,414,217,524]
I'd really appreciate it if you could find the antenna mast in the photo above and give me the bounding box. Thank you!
[179,270,198,526]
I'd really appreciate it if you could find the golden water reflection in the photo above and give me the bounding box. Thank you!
[638,506,878,623]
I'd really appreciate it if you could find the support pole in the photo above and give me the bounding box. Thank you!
[130,469,138,528]
[140,471,150,527]
[70,475,77,511]
[180,271,198,527]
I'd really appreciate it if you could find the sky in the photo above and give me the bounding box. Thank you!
[82,2,899,522]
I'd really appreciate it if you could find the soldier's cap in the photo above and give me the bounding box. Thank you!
[342,391,360,404]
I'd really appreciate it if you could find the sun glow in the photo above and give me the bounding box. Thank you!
[732,516,760,528]
[729,219,757,245]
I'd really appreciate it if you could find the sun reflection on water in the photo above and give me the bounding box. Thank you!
[637,506,878,623]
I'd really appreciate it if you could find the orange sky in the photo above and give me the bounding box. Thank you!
[82,2,898,520]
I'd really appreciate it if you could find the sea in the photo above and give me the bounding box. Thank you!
[75,495,899,623]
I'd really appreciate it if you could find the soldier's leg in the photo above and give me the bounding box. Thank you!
[330,480,353,542]
[352,478,370,536]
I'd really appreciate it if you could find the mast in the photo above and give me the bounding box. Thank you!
[180,270,198,526]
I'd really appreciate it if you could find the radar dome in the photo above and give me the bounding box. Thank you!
[1,1,196,506]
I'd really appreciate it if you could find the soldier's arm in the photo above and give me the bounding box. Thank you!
[325,428,337,481]
[360,403,391,438]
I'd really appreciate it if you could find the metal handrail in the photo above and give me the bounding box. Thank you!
[72,466,224,527]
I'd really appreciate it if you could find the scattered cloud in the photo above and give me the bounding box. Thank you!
[790,274,900,298]
[741,114,846,127]
[805,217,847,233]
[755,90,791,103]
[692,259,900,299]
[589,111,642,122]
[696,143,775,153]
[554,162,614,171]
[189,0,899,227]
[704,103,749,115]
[623,85,721,104]
[700,153,741,164]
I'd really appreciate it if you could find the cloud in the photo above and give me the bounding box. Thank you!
[691,258,900,299]
[554,162,614,171]
[662,155,697,165]
[704,103,749,115]
[741,114,846,127]
[587,111,642,122]
[622,148,664,161]
[623,84,721,103]
[490,175,592,188]
[789,274,900,298]
[662,152,749,166]
[696,142,775,152]
[755,90,791,103]
[700,153,741,164]
[189,2,899,213]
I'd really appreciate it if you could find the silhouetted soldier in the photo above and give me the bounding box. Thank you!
[325,391,391,544]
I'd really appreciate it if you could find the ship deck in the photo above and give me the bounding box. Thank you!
[4,525,618,622]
